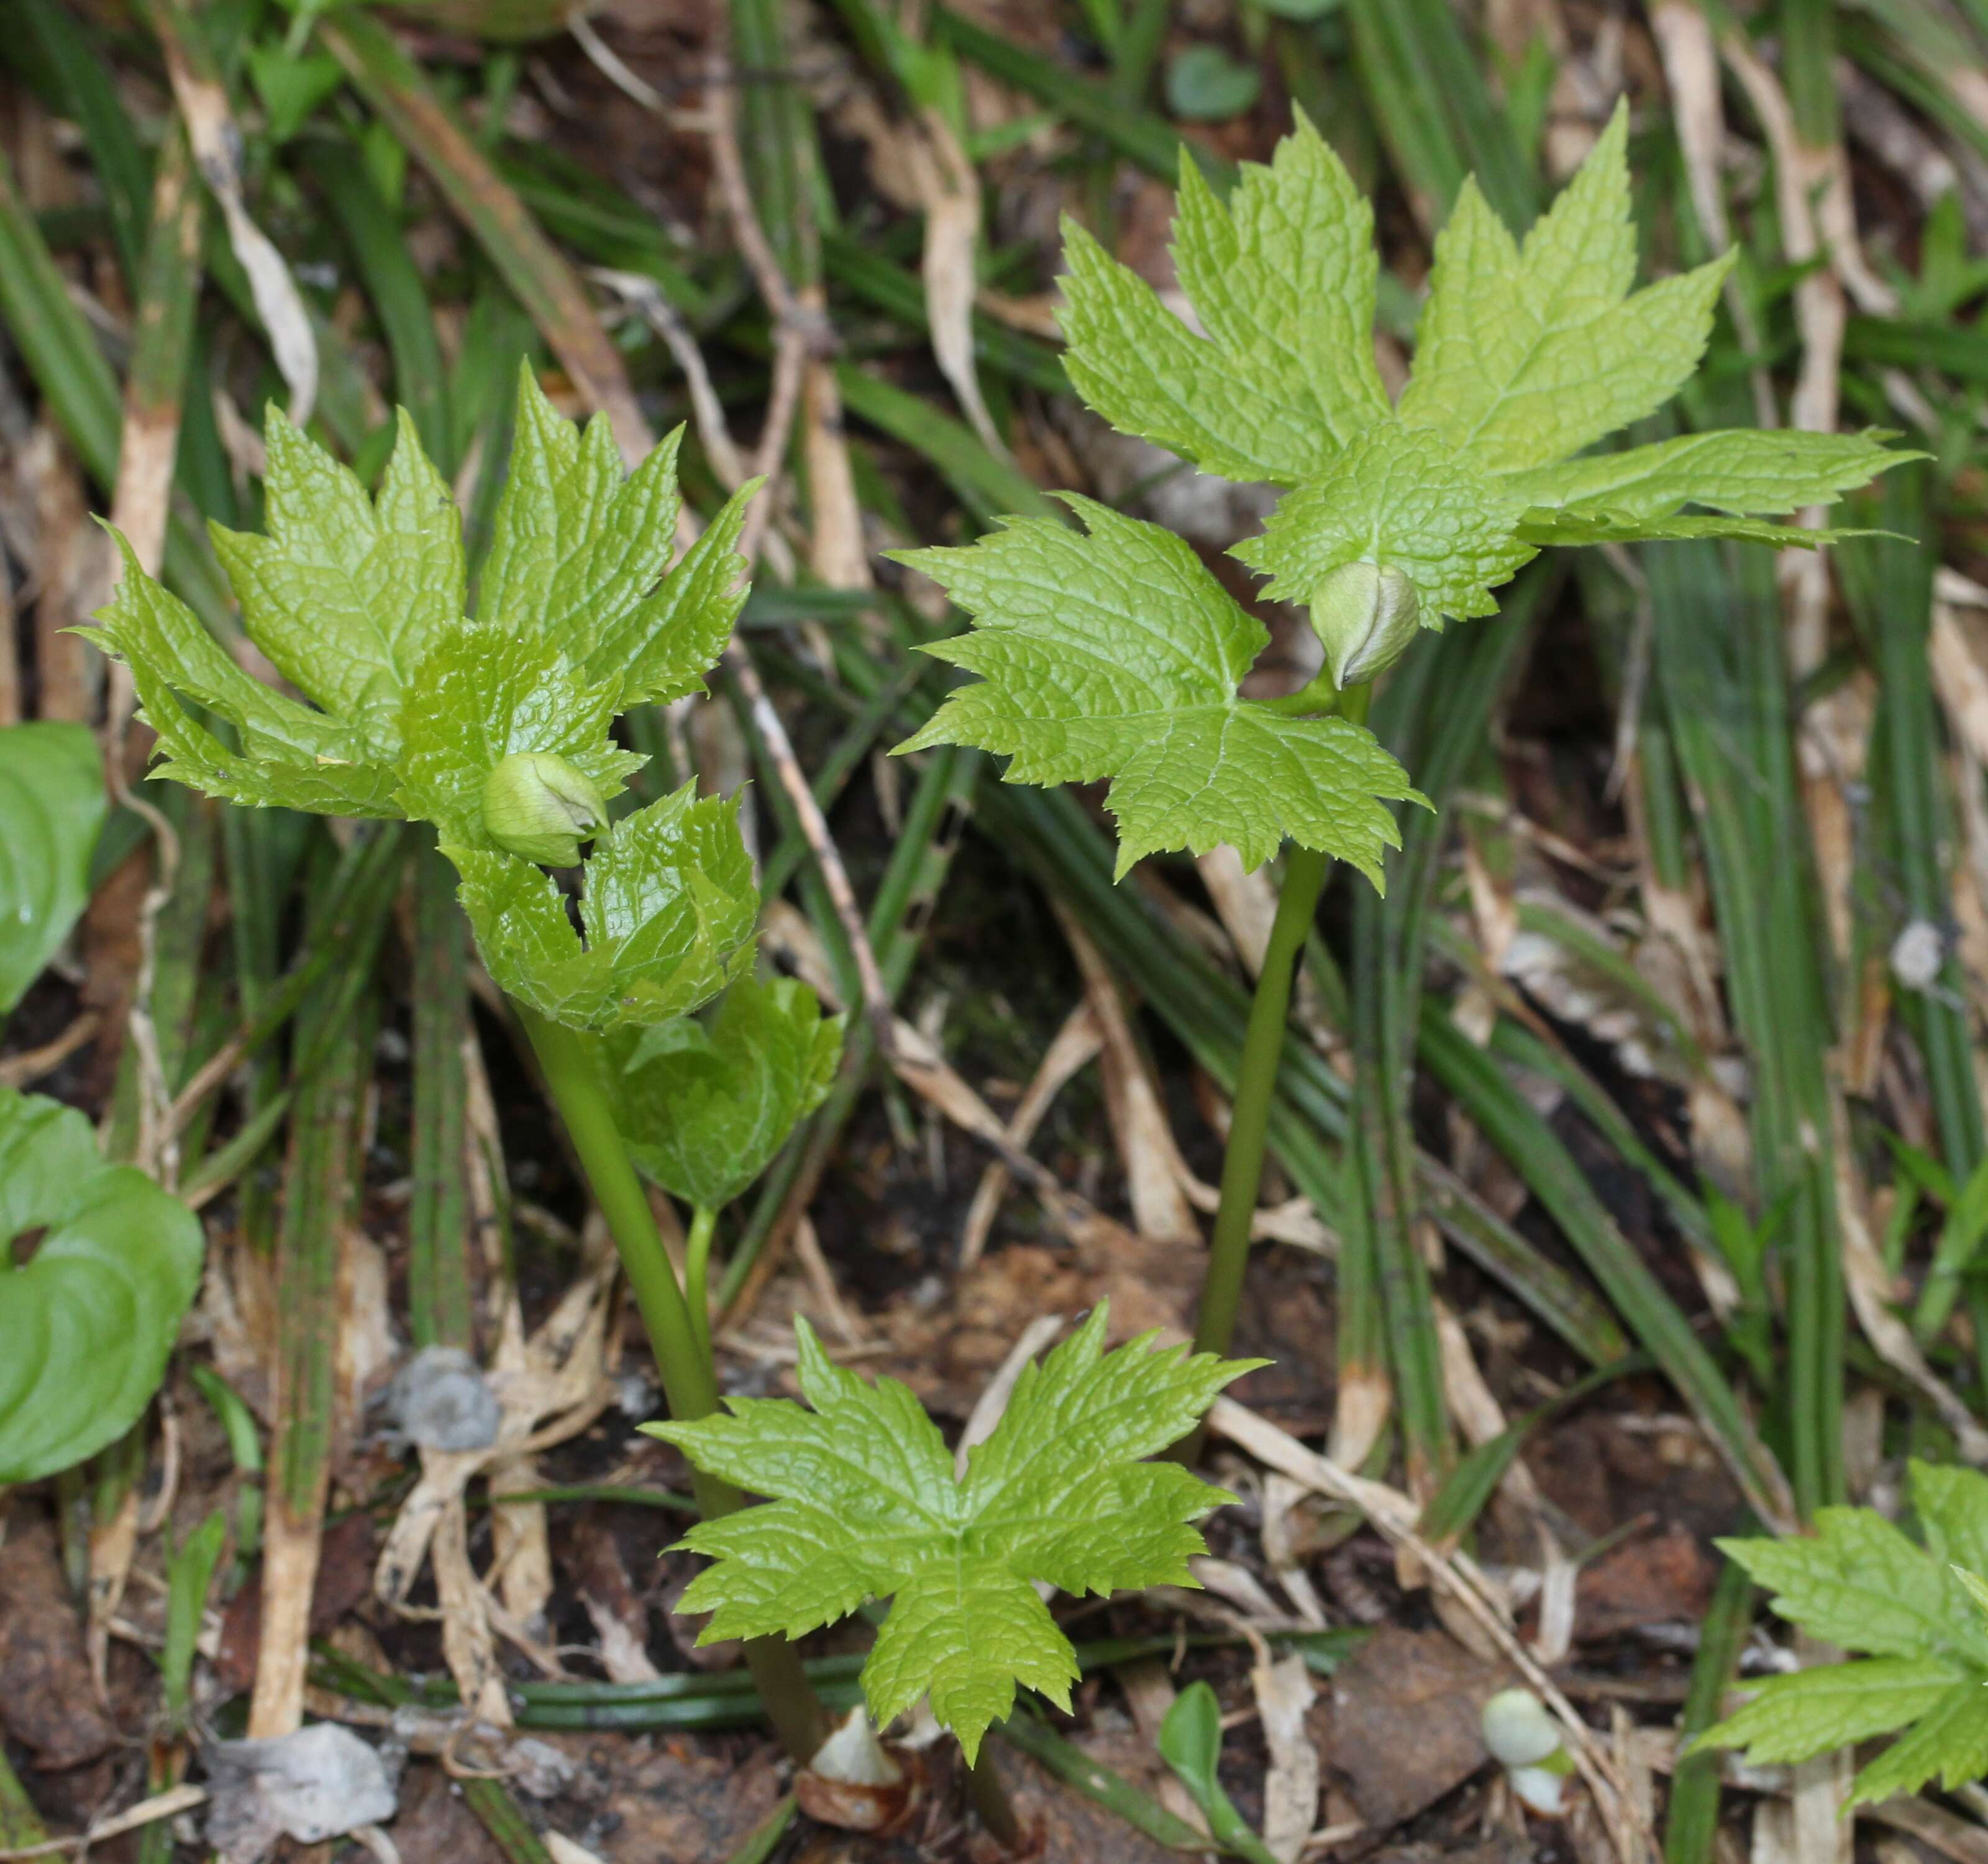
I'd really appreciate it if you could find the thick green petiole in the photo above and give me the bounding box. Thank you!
[516,1004,830,1763]
[1184,684,1369,1439]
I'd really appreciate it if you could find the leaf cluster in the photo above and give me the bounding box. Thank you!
[1707,1460,1988,1804]
[91,365,761,1030]
[899,106,1911,881]
[650,1305,1260,1758]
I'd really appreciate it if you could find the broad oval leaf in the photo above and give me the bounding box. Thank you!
[0,1088,205,1482]
[0,721,106,1015]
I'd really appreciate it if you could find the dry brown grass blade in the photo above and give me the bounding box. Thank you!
[1053,903,1200,1242]
[23,424,98,726]
[701,55,894,1055]
[150,0,316,425]
[321,14,650,460]
[1830,1094,1988,1460]
[0,1785,208,1860]
[906,107,1007,462]
[802,352,872,592]
[960,1002,1103,1270]
[0,1012,100,1089]
[1252,1649,1320,1863]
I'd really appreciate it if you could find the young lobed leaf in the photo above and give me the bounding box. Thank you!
[1056,111,1388,485]
[209,407,465,752]
[0,1088,205,1483]
[0,721,106,1016]
[649,1304,1262,1760]
[88,363,762,1031]
[892,497,1425,883]
[1704,1461,1988,1804]
[449,784,759,1032]
[612,974,843,1210]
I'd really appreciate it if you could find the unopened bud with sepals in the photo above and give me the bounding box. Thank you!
[1308,560,1420,688]
[480,752,607,866]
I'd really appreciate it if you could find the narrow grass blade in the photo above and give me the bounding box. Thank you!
[929,6,1225,186]
[322,12,649,447]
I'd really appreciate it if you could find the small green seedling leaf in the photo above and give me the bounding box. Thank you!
[450,784,759,1033]
[1704,1460,1988,1804]
[1157,1683,1282,1864]
[614,974,843,1210]
[0,1087,205,1483]
[1164,46,1261,123]
[650,1304,1262,1761]
[0,721,106,1016]
[892,497,1425,883]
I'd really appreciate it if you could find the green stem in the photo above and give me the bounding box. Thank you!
[1259,670,1343,716]
[1191,841,1333,1366]
[1180,683,1367,1453]
[516,1004,830,1763]
[686,1203,718,1368]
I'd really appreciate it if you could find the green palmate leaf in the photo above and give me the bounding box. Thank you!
[210,406,464,752]
[651,1304,1259,1760]
[1058,110,1388,485]
[0,721,106,1015]
[919,104,1911,886]
[93,532,403,818]
[1396,109,1731,471]
[1263,102,1902,626]
[1699,1658,1970,1764]
[1235,421,1534,619]
[1501,429,1910,519]
[450,784,758,1031]
[90,366,747,836]
[614,975,843,1210]
[0,1087,204,1482]
[1706,1461,1988,1805]
[892,498,1423,883]
[88,365,764,1033]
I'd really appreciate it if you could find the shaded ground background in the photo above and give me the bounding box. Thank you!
[6,0,1988,1860]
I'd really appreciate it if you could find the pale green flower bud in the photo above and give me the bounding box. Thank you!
[1308,560,1420,688]
[1481,1688,1560,1768]
[1482,1688,1573,1815]
[480,752,607,866]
